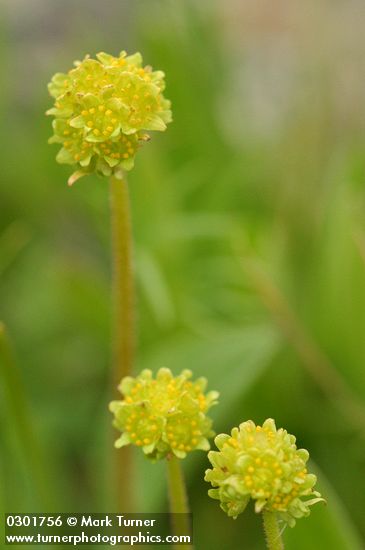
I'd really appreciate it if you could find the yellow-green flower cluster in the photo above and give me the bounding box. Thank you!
[47,51,172,185]
[109,368,219,461]
[205,419,324,527]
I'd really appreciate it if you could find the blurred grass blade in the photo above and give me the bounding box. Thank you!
[353,230,365,268]
[0,221,31,276]
[240,256,365,437]
[136,248,175,327]
[0,322,53,508]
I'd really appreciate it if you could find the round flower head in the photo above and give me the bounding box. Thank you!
[205,419,324,527]
[109,368,219,461]
[46,51,172,185]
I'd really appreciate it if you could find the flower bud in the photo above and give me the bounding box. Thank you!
[47,51,172,185]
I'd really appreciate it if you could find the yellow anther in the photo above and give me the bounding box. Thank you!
[89,108,96,114]
[87,121,94,128]
[123,153,129,159]
[143,438,150,445]
[106,126,113,132]
[93,129,100,136]
[105,109,113,116]
[98,105,105,112]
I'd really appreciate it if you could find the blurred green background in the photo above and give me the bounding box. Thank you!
[1,1,365,548]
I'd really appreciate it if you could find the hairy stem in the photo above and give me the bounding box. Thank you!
[262,510,284,550]
[166,456,193,550]
[110,174,135,511]
[0,323,53,508]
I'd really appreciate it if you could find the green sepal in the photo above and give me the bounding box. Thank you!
[115,432,131,449]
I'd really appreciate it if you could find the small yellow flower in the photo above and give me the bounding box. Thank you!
[109,368,219,460]
[205,419,325,527]
[46,51,172,185]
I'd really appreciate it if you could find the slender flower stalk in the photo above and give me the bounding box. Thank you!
[262,510,284,550]
[46,50,172,511]
[109,174,135,511]
[110,174,134,388]
[167,455,193,550]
